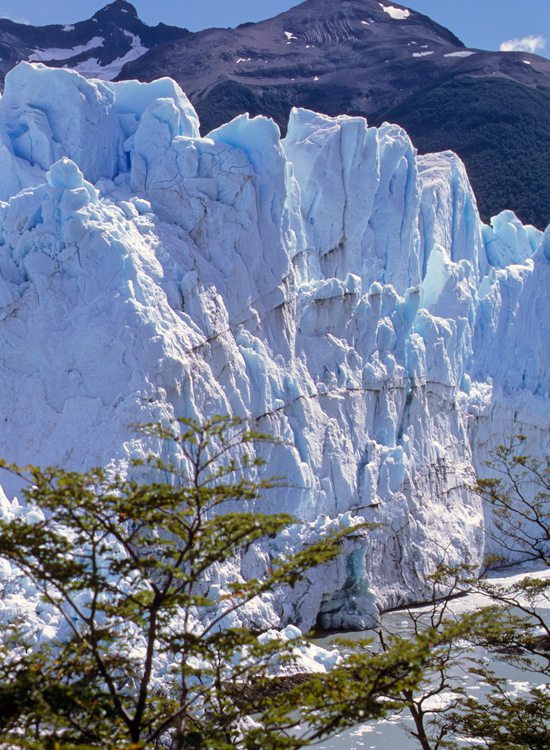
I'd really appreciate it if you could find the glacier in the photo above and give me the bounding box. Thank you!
[0,62,548,633]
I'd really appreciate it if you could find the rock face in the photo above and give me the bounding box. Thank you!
[0,63,548,631]
[0,0,188,82]
[121,0,464,130]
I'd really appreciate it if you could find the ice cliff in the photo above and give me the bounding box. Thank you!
[0,63,548,631]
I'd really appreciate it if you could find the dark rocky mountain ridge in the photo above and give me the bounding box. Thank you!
[1,0,549,227]
[120,0,467,127]
[0,0,188,82]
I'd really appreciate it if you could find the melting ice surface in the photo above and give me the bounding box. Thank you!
[0,62,548,636]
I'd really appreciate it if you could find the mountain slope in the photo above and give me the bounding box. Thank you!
[385,75,550,230]
[120,0,467,126]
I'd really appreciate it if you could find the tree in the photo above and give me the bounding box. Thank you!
[366,438,549,750]
[0,416,432,750]
[366,565,496,750]
[366,573,550,750]
[477,435,549,566]
[441,439,550,749]
[449,677,550,750]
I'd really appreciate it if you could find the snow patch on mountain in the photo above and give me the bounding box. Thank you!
[28,30,150,82]
[29,37,105,63]
[0,63,547,632]
[380,5,411,21]
[444,50,476,58]
[73,33,149,80]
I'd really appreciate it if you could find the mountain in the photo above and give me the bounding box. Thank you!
[0,63,548,631]
[1,0,549,227]
[0,0,188,82]
[121,0,466,128]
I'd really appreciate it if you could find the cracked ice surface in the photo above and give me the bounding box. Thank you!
[0,63,548,633]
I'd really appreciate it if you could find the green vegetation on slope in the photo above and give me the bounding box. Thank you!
[383,77,550,229]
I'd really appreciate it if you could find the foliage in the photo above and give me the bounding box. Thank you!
[372,578,550,750]
[477,435,549,566]
[370,566,475,750]
[369,437,549,750]
[0,416,433,750]
[0,424,547,749]
[449,678,550,750]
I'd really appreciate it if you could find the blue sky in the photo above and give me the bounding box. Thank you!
[0,0,548,55]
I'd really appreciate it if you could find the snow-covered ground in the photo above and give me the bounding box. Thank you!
[0,62,547,635]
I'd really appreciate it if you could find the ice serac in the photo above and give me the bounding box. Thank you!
[0,64,548,632]
[0,62,199,198]
[283,108,420,294]
[0,63,121,184]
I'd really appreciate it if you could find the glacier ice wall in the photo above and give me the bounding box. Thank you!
[0,63,548,630]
